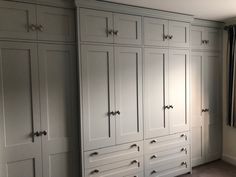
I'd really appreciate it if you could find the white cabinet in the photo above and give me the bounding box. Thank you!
[144,48,189,139]
[191,52,221,167]
[80,8,142,45]
[144,17,189,47]
[81,45,143,150]
[191,26,221,50]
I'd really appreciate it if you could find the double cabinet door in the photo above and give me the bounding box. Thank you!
[0,1,75,41]
[80,8,142,45]
[143,48,189,139]
[81,45,143,150]
[191,52,221,167]
[191,26,221,50]
[0,42,77,177]
[144,17,190,48]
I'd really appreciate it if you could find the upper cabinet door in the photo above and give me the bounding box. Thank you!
[191,26,205,49]
[144,17,169,47]
[169,21,190,48]
[37,6,75,42]
[80,8,113,43]
[115,47,143,144]
[0,1,37,40]
[144,48,169,139]
[113,14,142,45]
[81,45,116,150]
[168,50,189,133]
[205,28,221,50]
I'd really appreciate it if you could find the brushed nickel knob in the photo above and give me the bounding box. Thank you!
[107,29,113,35]
[113,30,119,36]
[42,130,47,136]
[29,24,37,31]
[38,25,44,32]
[34,131,41,137]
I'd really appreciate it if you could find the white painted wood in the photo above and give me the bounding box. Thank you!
[205,28,221,50]
[37,6,75,42]
[38,44,77,177]
[115,47,143,144]
[80,8,113,43]
[125,172,144,177]
[144,17,169,46]
[0,42,42,177]
[113,13,142,45]
[81,45,115,150]
[190,52,205,167]
[168,50,189,133]
[37,0,74,8]
[0,1,37,40]
[191,26,205,49]
[144,48,169,139]
[169,21,190,48]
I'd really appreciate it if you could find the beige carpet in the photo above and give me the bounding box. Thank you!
[179,160,236,177]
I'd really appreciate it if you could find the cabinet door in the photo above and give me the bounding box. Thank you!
[144,48,169,139]
[191,26,205,49]
[144,17,169,46]
[0,42,42,177]
[0,1,37,40]
[205,28,221,50]
[169,21,190,48]
[80,8,113,43]
[38,44,78,177]
[37,6,75,42]
[81,45,115,150]
[168,50,189,133]
[203,53,221,162]
[190,52,205,167]
[114,13,142,45]
[115,47,143,144]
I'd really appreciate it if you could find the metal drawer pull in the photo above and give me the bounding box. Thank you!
[90,152,99,157]
[164,105,170,109]
[181,162,188,168]
[115,111,120,115]
[150,140,157,144]
[130,144,138,148]
[90,169,99,174]
[109,111,116,116]
[131,160,138,165]
[150,155,157,159]
[151,170,157,175]
[180,134,187,140]
[169,105,174,109]
[113,30,119,36]
[181,148,187,154]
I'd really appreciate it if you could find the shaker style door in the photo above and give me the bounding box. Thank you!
[191,26,205,49]
[205,28,221,50]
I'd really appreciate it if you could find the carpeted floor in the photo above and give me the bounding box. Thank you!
[179,160,236,177]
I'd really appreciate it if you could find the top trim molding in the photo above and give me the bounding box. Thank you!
[192,19,224,28]
[75,0,194,22]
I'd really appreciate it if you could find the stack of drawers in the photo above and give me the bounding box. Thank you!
[84,141,144,177]
[144,132,190,177]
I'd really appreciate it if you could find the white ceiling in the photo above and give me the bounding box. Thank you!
[103,0,236,21]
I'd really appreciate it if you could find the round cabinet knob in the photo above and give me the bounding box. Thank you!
[169,35,173,39]
[115,111,120,115]
[113,30,119,36]
[163,35,169,40]
[164,105,170,109]
[29,24,37,31]
[169,105,174,109]
[38,25,44,32]
[42,130,47,136]
[109,111,116,116]
[34,131,40,137]
[107,29,114,35]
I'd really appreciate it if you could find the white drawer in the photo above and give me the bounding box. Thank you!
[125,172,144,177]
[145,145,189,169]
[144,132,189,154]
[84,141,143,168]
[85,156,143,177]
[145,157,190,177]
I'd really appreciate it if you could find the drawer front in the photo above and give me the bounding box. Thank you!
[145,145,189,169]
[85,156,143,177]
[125,172,144,177]
[144,132,189,154]
[84,141,143,168]
[145,158,190,177]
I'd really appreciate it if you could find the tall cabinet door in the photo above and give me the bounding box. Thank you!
[191,26,205,49]
[190,52,205,167]
[168,50,189,133]
[81,45,115,150]
[115,47,143,144]
[144,48,169,139]
[205,28,221,50]
[0,42,42,177]
[38,44,78,177]
[203,53,221,162]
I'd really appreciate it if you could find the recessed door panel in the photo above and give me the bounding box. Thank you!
[191,26,205,49]
[206,28,221,50]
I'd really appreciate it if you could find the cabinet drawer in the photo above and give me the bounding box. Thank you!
[145,145,189,169]
[85,156,143,177]
[145,158,190,177]
[144,132,189,154]
[84,141,143,168]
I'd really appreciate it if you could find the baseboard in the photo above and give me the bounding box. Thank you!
[222,154,236,166]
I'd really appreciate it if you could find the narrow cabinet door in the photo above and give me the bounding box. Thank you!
[0,1,37,40]
[144,48,169,139]
[191,26,205,49]
[37,6,75,42]
[80,8,113,43]
[205,28,221,50]
[169,21,190,48]
[113,14,142,45]
[115,47,143,144]
[38,44,78,177]
[0,42,42,177]
[144,17,169,46]
[81,45,115,150]
[190,52,205,167]
[168,50,189,133]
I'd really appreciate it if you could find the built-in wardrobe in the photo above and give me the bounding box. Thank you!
[0,0,79,177]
